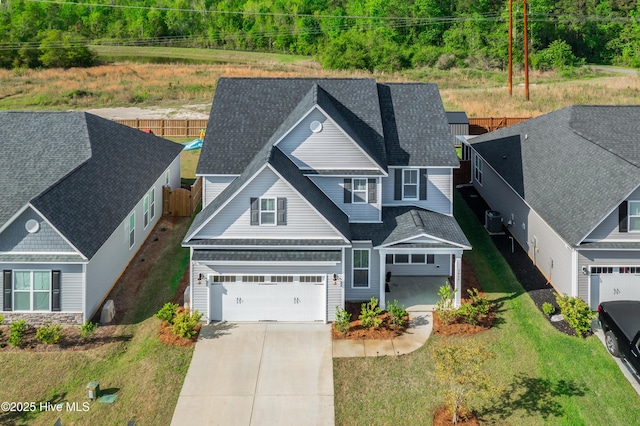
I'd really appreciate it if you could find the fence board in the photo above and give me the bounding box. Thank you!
[191,177,203,212]
[169,188,192,217]
[114,119,208,137]
[468,117,530,134]
[454,160,471,186]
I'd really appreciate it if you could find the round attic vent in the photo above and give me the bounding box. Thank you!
[25,219,40,234]
[310,120,323,133]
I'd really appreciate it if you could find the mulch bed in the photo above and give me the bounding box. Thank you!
[331,302,409,340]
[158,320,201,347]
[433,406,481,426]
[457,186,578,337]
[0,324,117,352]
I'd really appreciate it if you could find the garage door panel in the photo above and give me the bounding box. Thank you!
[591,273,640,309]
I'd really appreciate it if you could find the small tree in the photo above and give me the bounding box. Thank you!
[431,341,495,424]
[334,306,351,336]
[435,283,458,325]
[387,299,408,327]
[555,293,595,337]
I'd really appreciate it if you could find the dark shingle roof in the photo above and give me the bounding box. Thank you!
[446,111,469,125]
[192,250,341,262]
[470,106,640,245]
[6,112,183,258]
[351,207,471,248]
[188,239,349,247]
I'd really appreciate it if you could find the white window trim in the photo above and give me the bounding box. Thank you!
[128,211,135,250]
[352,249,370,288]
[149,187,156,222]
[629,200,640,232]
[164,169,170,186]
[143,194,150,229]
[387,254,434,264]
[402,169,418,200]
[474,155,483,185]
[13,270,52,312]
[352,178,368,204]
[259,197,276,226]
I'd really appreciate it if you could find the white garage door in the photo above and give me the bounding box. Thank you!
[590,267,640,309]
[209,275,326,322]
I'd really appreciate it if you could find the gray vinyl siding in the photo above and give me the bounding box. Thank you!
[277,108,380,171]
[327,282,344,322]
[203,176,236,208]
[449,123,469,137]
[473,153,573,297]
[0,208,75,253]
[196,167,344,240]
[0,263,83,312]
[191,262,210,320]
[382,167,453,215]
[166,156,181,189]
[84,169,168,321]
[309,176,381,222]
[344,243,381,302]
[387,254,451,276]
[577,250,640,303]
[586,187,640,241]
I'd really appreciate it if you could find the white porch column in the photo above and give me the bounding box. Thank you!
[454,253,463,308]
[379,250,386,309]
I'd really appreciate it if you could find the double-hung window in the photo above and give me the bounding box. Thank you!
[143,194,150,229]
[403,169,418,199]
[128,212,135,249]
[260,198,276,225]
[352,178,368,203]
[353,249,369,288]
[149,188,155,221]
[474,155,483,184]
[14,271,50,311]
[629,201,640,231]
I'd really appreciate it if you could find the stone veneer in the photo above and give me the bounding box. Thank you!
[1,312,83,326]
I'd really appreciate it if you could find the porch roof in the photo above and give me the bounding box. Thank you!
[187,239,349,247]
[192,249,342,262]
[383,242,460,249]
[0,254,87,263]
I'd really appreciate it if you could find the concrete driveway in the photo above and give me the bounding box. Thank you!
[171,322,334,426]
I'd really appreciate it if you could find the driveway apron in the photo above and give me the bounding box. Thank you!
[171,322,334,426]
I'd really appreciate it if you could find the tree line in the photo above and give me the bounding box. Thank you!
[1,0,639,71]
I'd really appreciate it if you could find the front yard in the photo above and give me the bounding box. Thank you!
[334,191,640,425]
[0,217,193,426]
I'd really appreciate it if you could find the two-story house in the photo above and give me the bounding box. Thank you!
[465,106,640,309]
[183,78,471,322]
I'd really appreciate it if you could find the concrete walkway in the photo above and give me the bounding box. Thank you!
[592,320,640,396]
[171,322,334,426]
[333,311,433,358]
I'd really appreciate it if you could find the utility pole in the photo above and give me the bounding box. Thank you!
[523,0,529,100]
[508,0,513,96]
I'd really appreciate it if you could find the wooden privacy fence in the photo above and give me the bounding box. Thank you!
[115,119,208,137]
[454,160,471,186]
[468,117,530,135]
[163,177,203,217]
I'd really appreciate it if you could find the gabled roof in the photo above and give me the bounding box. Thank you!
[350,207,471,249]
[446,111,469,125]
[470,106,640,246]
[1,112,183,258]
[197,78,457,176]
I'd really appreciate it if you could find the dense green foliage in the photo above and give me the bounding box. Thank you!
[1,0,640,70]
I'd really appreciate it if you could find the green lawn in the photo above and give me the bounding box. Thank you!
[0,218,193,426]
[333,190,640,425]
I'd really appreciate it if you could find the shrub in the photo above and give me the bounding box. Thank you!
[467,288,491,316]
[387,299,408,327]
[435,283,458,325]
[171,309,203,339]
[156,302,179,324]
[79,322,98,341]
[8,320,28,348]
[359,297,383,329]
[334,306,351,336]
[542,302,555,316]
[35,322,64,345]
[458,302,480,326]
[0,314,3,339]
[555,293,595,337]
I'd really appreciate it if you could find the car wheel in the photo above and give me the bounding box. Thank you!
[605,330,620,357]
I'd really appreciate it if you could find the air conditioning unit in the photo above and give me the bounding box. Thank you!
[485,210,504,235]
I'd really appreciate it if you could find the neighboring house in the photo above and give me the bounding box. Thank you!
[0,112,182,325]
[446,111,470,147]
[465,105,640,309]
[183,78,471,323]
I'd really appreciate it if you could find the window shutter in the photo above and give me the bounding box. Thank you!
[394,169,402,200]
[619,201,628,233]
[277,198,287,225]
[368,179,377,203]
[3,270,11,311]
[52,270,61,312]
[419,169,428,200]
[250,198,259,225]
[343,179,352,204]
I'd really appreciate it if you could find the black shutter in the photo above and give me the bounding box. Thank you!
[277,198,287,225]
[250,198,259,225]
[3,270,11,311]
[343,179,352,203]
[51,270,61,312]
[368,179,377,203]
[419,168,428,200]
[619,201,628,233]
[394,169,402,200]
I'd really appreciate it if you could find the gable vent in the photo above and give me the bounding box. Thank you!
[310,120,323,133]
[25,219,40,234]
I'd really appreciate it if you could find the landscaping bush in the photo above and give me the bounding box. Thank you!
[0,314,3,339]
[171,309,203,339]
[542,302,555,316]
[555,293,595,337]
[359,296,383,329]
[387,299,408,327]
[79,321,98,341]
[156,302,179,324]
[35,322,64,345]
[458,288,492,326]
[435,283,458,325]
[334,306,351,336]
[8,320,28,348]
